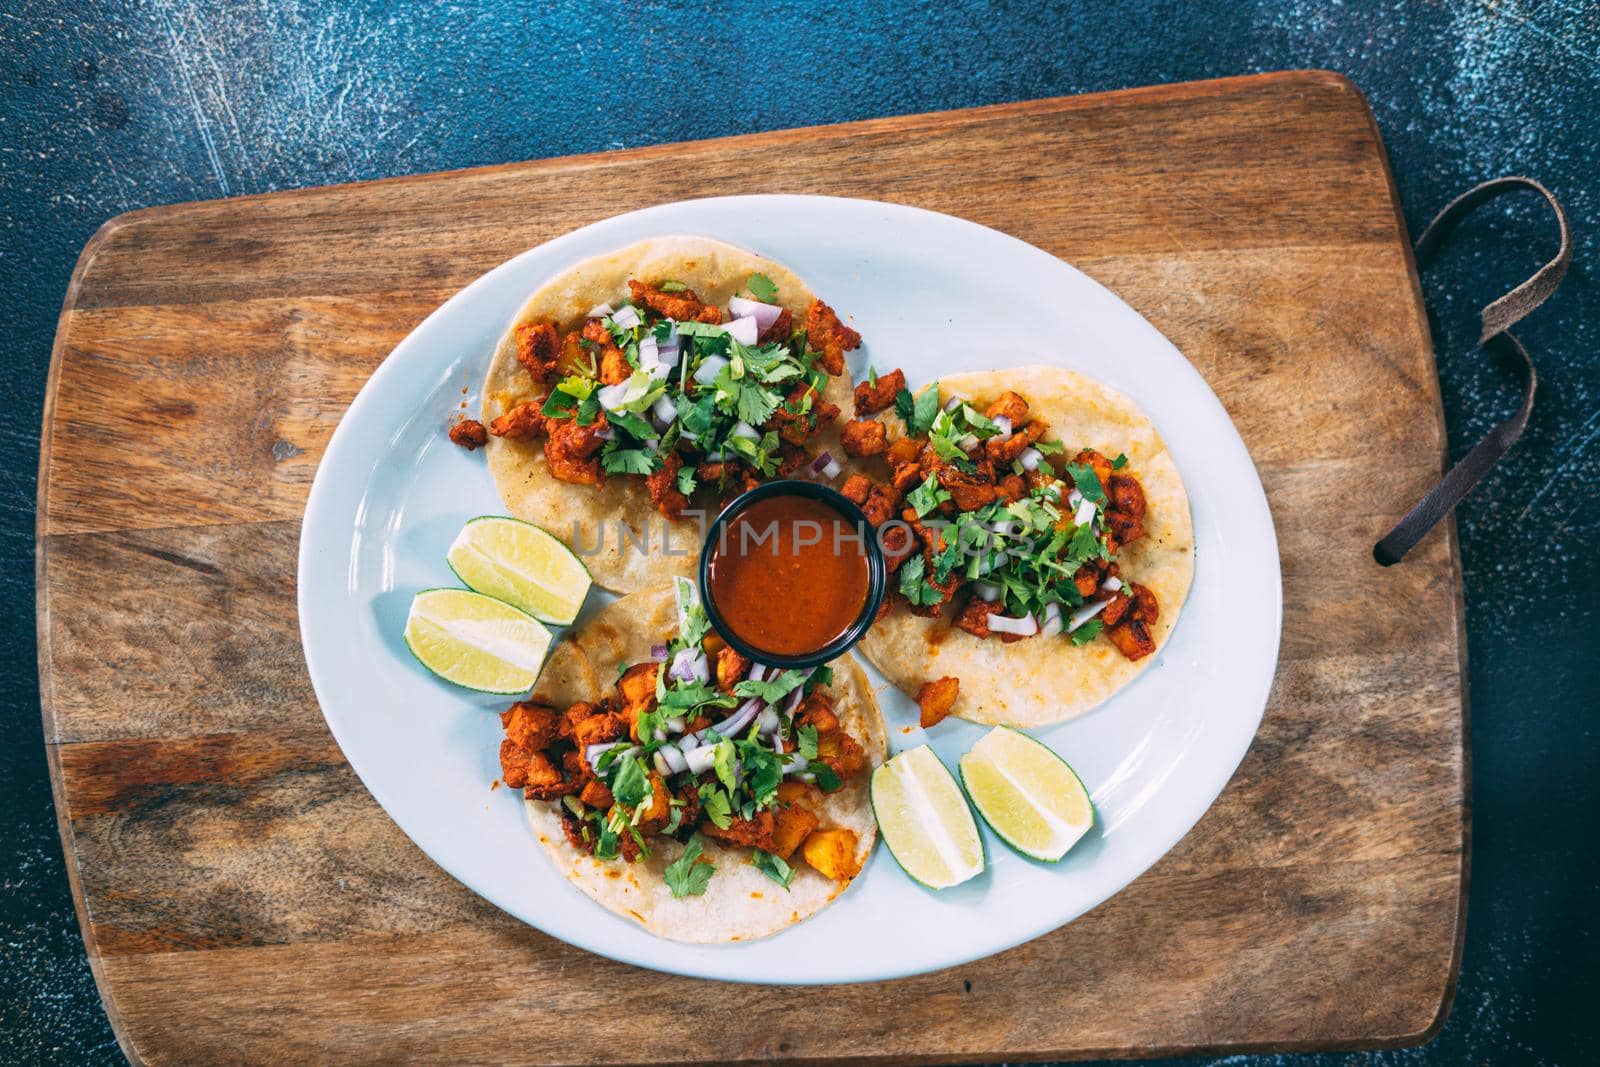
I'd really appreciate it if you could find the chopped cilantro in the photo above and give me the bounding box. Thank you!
[736,739,784,806]
[808,664,833,689]
[665,835,715,897]
[1033,438,1066,455]
[906,474,952,518]
[734,669,810,705]
[867,365,879,387]
[658,280,689,293]
[699,785,732,829]
[712,739,739,792]
[897,553,945,607]
[1066,462,1107,504]
[593,819,620,860]
[1069,618,1104,646]
[797,725,819,760]
[747,272,778,302]
[1111,452,1129,469]
[895,383,942,436]
[751,849,795,889]
[600,448,658,475]
[676,465,697,496]
[609,754,650,809]
[811,763,843,792]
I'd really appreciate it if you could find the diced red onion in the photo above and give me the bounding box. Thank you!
[1067,488,1083,509]
[1101,576,1123,593]
[972,580,1001,602]
[731,421,760,440]
[718,697,764,738]
[989,519,1018,537]
[1019,446,1044,471]
[821,458,842,480]
[943,395,964,412]
[755,706,781,736]
[670,648,708,685]
[685,746,718,776]
[748,663,769,682]
[988,612,1038,637]
[809,451,833,474]
[664,715,686,734]
[725,315,760,346]
[728,296,784,333]
[1068,598,1111,632]
[592,425,614,440]
[651,395,678,426]
[992,415,1013,439]
[596,382,630,411]
[1039,601,1064,638]
[611,305,641,330]
[957,433,979,452]
[586,741,633,771]
[1074,498,1098,527]
[692,354,728,386]
[654,747,688,776]
[781,752,809,776]
[783,684,806,715]
[650,643,669,661]
[587,302,614,319]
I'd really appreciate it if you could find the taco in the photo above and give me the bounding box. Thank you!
[836,364,1194,726]
[496,581,887,942]
[480,237,861,593]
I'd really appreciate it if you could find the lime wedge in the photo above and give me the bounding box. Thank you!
[870,745,984,889]
[445,516,592,625]
[404,587,551,694]
[958,727,1094,861]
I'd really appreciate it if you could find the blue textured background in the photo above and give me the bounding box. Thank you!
[3,2,1596,1063]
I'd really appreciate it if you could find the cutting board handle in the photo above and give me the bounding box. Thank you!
[1375,176,1572,565]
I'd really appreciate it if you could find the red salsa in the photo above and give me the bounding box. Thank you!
[705,494,869,657]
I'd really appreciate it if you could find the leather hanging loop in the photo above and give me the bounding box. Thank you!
[1374,177,1572,566]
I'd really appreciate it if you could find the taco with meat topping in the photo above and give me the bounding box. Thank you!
[480,237,861,593]
[498,580,886,942]
[838,364,1194,726]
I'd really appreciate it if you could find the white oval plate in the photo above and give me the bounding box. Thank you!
[298,195,1281,984]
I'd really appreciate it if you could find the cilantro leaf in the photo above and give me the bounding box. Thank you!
[747,273,778,302]
[712,739,739,792]
[751,848,795,889]
[1111,452,1129,469]
[665,836,716,898]
[897,553,945,607]
[811,763,843,792]
[1066,462,1107,504]
[609,754,650,809]
[797,725,819,760]
[907,473,951,518]
[736,739,784,806]
[734,668,810,705]
[699,785,732,829]
[676,465,697,496]
[895,383,941,436]
[601,448,658,475]
[1033,438,1066,455]
[1069,618,1104,646]
[734,378,779,427]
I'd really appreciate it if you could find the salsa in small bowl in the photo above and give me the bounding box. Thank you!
[699,479,886,668]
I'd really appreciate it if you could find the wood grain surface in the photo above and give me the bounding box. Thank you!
[37,71,1466,1065]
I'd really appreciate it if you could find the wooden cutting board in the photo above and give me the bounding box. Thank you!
[38,71,1465,1065]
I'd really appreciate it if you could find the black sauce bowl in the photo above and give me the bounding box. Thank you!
[697,478,887,670]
